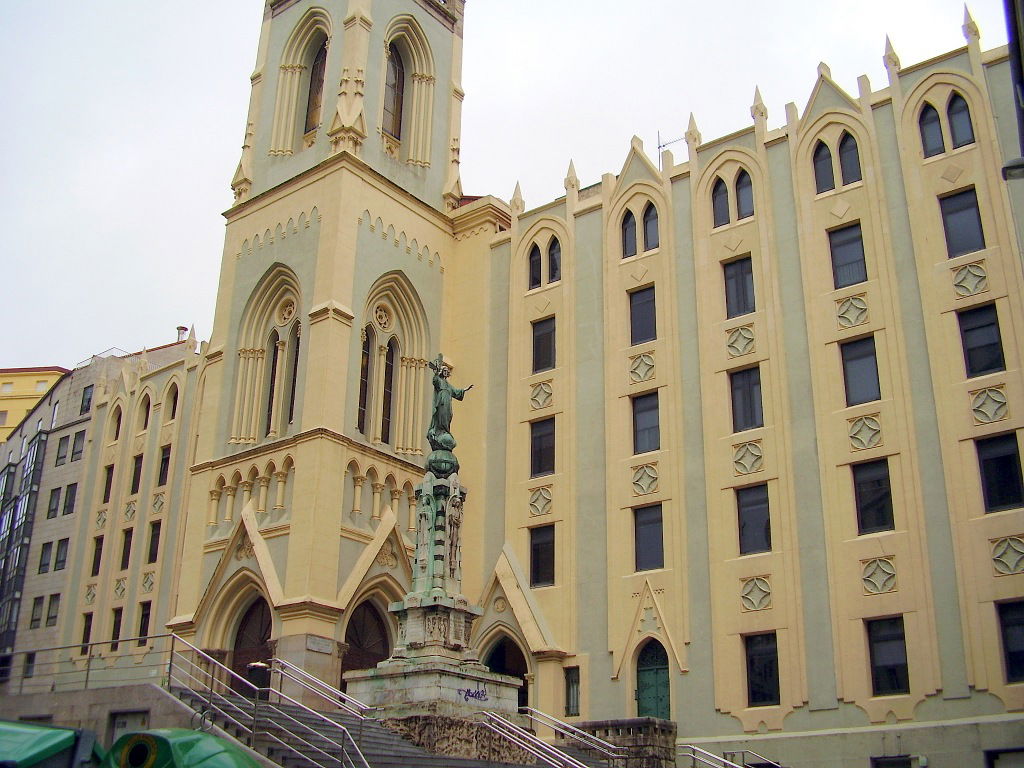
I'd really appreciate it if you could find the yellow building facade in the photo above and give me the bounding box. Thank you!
[0,367,68,443]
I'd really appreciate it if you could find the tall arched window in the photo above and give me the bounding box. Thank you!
[838,132,862,184]
[712,178,730,227]
[947,93,975,148]
[286,323,301,424]
[528,244,542,289]
[548,238,561,283]
[304,41,327,134]
[139,395,151,432]
[383,43,405,140]
[643,203,659,251]
[381,339,397,444]
[735,170,754,219]
[357,326,374,435]
[919,103,944,157]
[813,141,835,193]
[265,330,281,437]
[167,384,179,421]
[111,407,122,442]
[622,211,637,258]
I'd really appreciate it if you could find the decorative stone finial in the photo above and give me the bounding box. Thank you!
[685,113,701,146]
[564,160,579,193]
[817,61,832,80]
[884,36,901,72]
[751,86,767,122]
[962,5,980,42]
[511,182,524,216]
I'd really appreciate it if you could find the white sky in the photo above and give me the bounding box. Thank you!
[0,1,1009,368]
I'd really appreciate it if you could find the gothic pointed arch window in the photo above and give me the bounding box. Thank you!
[735,169,754,219]
[382,16,435,165]
[138,395,151,432]
[712,177,730,227]
[383,43,406,140]
[304,41,328,135]
[286,322,302,425]
[110,406,122,442]
[622,211,637,258]
[270,9,332,155]
[166,383,179,422]
[919,103,944,157]
[813,141,835,193]
[528,244,542,289]
[357,326,375,435]
[643,203,659,251]
[265,329,281,437]
[838,131,862,184]
[548,238,561,283]
[381,338,398,445]
[947,92,975,148]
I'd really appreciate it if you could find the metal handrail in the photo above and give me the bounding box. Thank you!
[478,711,589,768]
[268,657,373,718]
[519,705,628,761]
[678,744,745,768]
[722,749,783,768]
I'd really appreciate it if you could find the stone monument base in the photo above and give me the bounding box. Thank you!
[381,710,535,763]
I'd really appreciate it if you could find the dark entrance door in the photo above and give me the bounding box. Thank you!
[636,639,670,719]
[339,602,391,690]
[231,597,272,695]
[484,636,529,709]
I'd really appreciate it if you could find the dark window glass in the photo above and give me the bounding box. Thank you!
[813,141,835,193]
[839,131,862,184]
[91,536,103,578]
[138,601,152,646]
[853,460,894,534]
[71,430,85,462]
[381,339,396,444]
[29,597,43,629]
[712,178,730,227]
[530,418,555,477]
[304,41,327,134]
[958,304,1004,377]
[634,504,664,571]
[383,43,405,139]
[168,386,178,421]
[54,539,68,571]
[867,617,910,695]
[940,188,985,258]
[63,483,77,515]
[80,385,93,415]
[287,325,301,424]
[871,758,912,768]
[357,327,372,434]
[46,488,61,519]
[947,93,975,148]
[629,287,656,345]
[919,103,945,157]
[642,203,659,251]
[632,392,660,454]
[112,408,122,440]
[737,484,771,555]
[102,465,114,504]
[533,317,556,373]
[157,445,171,487]
[548,239,561,283]
[564,666,580,717]
[976,434,1024,512]
[45,595,60,628]
[530,525,555,587]
[997,600,1024,683]
[130,454,144,495]
[81,613,93,655]
[840,336,881,406]
[120,529,133,571]
[55,436,69,466]
[829,223,867,288]
[265,331,280,437]
[528,244,542,289]
[38,542,52,574]
[735,170,754,218]
[744,633,780,706]
[110,607,122,652]
[147,521,161,565]
[724,257,755,318]
[140,396,150,431]
[730,367,763,432]
[622,211,637,258]
[23,652,35,679]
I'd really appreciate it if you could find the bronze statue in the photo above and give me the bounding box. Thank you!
[426,354,472,453]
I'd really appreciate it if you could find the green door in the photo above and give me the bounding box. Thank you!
[636,640,670,720]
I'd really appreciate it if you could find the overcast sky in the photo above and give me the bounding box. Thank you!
[0,1,1009,369]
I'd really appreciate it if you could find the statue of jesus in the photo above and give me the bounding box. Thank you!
[426,354,472,452]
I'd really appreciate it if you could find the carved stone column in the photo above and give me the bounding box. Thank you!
[240,480,253,509]
[351,475,365,522]
[273,471,287,512]
[371,482,384,520]
[257,477,270,516]
[223,486,237,523]
[208,489,222,526]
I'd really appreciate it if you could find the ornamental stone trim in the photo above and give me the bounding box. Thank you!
[530,381,553,410]
[629,353,655,383]
[124,500,137,522]
[142,571,155,593]
[96,510,107,529]
[849,414,882,451]
[114,578,127,599]
[85,584,96,605]
[971,386,1008,424]
[740,576,772,611]
[529,486,553,516]
[952,261,987,297]
[152,492,165,514]
[726,325,755,357]
[836,295,869,328]
[862,557,897,594]
[631,463,659,495]
[733,441,764,475]
[992,536,1024,575]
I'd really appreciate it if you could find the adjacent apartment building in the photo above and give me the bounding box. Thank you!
[0,367,68,443]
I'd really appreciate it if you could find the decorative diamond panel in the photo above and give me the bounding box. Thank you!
[96,510,106,529]
[530,381,553,410]
[85,584,96,605]
[992,536,1024,575]
[629,353,655,383]
[733,441,764,475]
[632,464,659,495]
[142,571,155,593]
[971,386,1008,424]
[152,492,165,514]
[124,500,136,522]
[836,295,869,328]
[114,578,127,599]
[862,557,897,594]
[726,325,755,357]
[740,576,772,611]
[940,163,964,183]
[849,415,882,450]
[529,486,553,516]
[953,262,987,297]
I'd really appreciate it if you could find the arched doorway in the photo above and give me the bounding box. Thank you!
[636,639,670,720]
[230,597,273,694]
[340,601,391,690]
[484,636,529,709]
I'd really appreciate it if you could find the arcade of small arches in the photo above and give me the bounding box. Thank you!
[342,459,417,532]
[207,457,296,528]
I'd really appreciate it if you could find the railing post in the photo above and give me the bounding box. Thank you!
[83,651,92,691]
[166,635,175,692]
